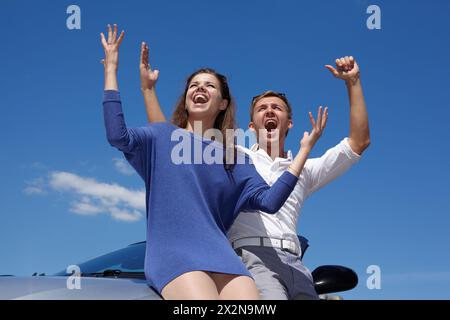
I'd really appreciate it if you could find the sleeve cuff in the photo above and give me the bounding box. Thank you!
[103,90,121,102]
[342,137,361,162]
[279,171,299,188]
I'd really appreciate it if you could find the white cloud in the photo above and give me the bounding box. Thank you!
[109,207,142,222]
[113,158,135,176]
[48,171,145,222]
[70,199,103,215]
[23,178,47,195]
[24,186,46,195]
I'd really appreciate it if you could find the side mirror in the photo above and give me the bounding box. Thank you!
[312,265,358,295]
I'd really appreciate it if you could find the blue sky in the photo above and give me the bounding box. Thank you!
[1,0,449,299]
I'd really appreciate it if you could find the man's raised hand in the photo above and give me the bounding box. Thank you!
[300,106,328,152]
[140,42,159,91]
[325,56,360,84]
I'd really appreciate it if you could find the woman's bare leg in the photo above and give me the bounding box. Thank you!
[161,271,220,300]
[211,273,260,300]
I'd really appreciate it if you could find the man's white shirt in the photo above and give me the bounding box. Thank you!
[227,138,361,255]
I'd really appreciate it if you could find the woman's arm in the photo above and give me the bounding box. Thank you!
[101,24,129,148]
[101,24,124,91]
[101,25,152,181]
[103,90,151,179]
[140,42,167,122]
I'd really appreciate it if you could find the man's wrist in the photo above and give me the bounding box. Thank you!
[345,74,361,87]
[298,146,311,156]
[141,86,155,94]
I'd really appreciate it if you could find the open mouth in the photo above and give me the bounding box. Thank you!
[264,119,278,132]
[193,92,209,104]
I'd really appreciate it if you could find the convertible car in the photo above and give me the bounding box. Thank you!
[0,238,357,300]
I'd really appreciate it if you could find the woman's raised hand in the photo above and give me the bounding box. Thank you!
[100,24,125,72]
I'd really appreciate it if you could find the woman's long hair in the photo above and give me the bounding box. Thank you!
[171,68,237,168]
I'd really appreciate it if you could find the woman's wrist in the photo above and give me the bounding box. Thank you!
[104,71,119,91]
[104,64,118,74]
[287,165,300,177]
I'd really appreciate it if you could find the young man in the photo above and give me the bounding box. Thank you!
[139,44,370,299]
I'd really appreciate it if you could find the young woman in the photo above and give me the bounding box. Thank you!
[100,24,327,300]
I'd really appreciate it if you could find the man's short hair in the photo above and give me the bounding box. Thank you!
[250,91,293,121]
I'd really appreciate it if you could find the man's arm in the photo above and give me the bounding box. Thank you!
[140,42,167,122]
[325,56,370,155]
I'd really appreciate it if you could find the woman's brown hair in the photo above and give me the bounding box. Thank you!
[171,68,237,168]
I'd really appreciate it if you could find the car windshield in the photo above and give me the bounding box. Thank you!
[53,242,145,277]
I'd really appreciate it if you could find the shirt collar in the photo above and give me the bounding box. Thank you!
[250,144,293,161]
